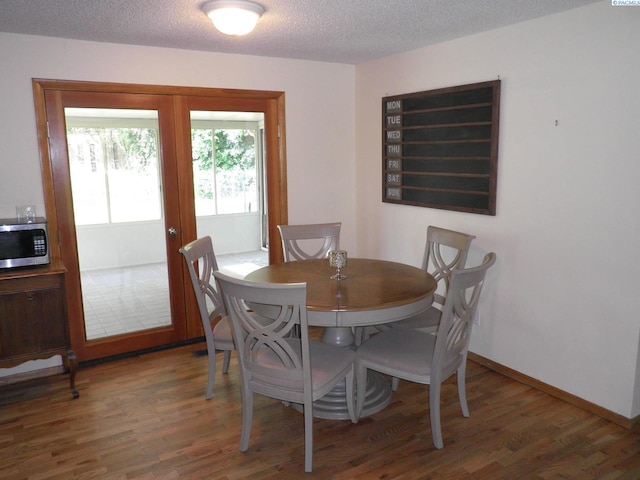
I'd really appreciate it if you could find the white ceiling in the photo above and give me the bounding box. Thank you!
[0,0,599,65]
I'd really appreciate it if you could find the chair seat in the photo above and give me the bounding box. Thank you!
[252,339,356,400]
[212,316,235,350]
[308,341,356,394]
[388,305,441,331]
[358,329,436,381]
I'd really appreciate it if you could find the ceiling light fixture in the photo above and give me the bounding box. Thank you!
[202,0,265,36]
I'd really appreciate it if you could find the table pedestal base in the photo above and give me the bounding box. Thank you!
[292,371,391,420]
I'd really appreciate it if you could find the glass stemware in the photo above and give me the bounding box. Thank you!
[329,250,347,280]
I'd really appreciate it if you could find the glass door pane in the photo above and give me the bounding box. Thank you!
[190,111,267,277]
[65,108,171,340]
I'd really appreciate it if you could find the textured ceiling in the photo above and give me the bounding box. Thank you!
[0,0,600,65]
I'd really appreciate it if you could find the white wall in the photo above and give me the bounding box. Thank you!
[355,1,640,418]
[0,33,357,253]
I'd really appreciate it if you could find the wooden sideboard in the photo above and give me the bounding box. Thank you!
[0,260,78,398]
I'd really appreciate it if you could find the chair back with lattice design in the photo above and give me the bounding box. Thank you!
[422,226,476,308]
[213,271,311,403]
[278,222,341,262]
[180,236,225,341]
[433,253,496,382]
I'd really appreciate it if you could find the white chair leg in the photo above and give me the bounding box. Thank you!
[304,400,314,472]
[429,383,444,449]
[457,363,470,418]
[239,386,253,452]
[222,350,231,374]
[205,348,216,400]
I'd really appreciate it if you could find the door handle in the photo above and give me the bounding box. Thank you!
[168,227,178,237]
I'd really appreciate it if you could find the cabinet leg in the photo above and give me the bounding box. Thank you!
[65,349,79,399]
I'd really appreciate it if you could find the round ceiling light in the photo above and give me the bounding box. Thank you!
[202,0,265,36]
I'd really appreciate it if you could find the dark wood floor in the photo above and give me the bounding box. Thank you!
[1,336,639,479]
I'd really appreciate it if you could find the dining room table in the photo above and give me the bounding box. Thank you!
[245,257,437,420]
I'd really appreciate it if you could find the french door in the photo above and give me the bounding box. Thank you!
[34,80,287,362]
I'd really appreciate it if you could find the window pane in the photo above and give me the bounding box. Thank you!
[66,123,161,225]
[214,129,257,214]
[192,128,216,216]
[192,127,258,215]
[215,165,257,214]
[67,129,109,224]
[108,128,161,223]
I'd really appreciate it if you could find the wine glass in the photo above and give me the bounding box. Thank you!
[329,250,347,280]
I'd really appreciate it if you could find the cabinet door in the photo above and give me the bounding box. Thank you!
[0,288,67,358]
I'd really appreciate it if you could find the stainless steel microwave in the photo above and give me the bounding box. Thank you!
[0,218,50,269]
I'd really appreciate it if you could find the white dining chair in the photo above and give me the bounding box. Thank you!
[389,226,476,333]
[355,253,496,449]
[356,226,476,347]
[277,221,343,339]
[179,236,234,400]
[277,222,341,262]
[213,271,357,473]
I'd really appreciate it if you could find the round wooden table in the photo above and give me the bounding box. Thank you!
[245,258,436,420]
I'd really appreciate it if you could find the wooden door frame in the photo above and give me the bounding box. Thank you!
[32,79,288,361]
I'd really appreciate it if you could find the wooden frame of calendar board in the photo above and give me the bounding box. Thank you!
[382,80,500,215]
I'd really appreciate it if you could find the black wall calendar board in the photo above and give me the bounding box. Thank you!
[383,80,500,215]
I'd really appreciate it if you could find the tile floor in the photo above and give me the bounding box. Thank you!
[81,250,268,340]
